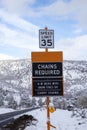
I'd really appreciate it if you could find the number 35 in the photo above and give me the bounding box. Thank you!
[41,39,52,47]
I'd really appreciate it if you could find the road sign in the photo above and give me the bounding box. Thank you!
[39,29,54,48]
[32,62,62,77]
[31,51,63,97]
[32,78,63,96]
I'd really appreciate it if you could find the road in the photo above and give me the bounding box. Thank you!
[0,107,40,127]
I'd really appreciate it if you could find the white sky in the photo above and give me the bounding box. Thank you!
[0,0,87,60]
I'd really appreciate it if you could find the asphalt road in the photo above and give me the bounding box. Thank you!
[0,106,40,127]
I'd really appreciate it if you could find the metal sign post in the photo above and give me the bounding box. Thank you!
[47,96,50,130]
[44,32,50,130]
[45,45,56,130]
[45,47,50,130]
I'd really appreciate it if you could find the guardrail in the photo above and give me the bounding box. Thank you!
[0,106,40,127]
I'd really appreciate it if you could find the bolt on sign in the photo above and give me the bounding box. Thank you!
[31,51,64,97]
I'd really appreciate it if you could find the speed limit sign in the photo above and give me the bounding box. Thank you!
[39,29,54,48]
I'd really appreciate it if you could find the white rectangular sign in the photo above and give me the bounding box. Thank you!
[39,29,54,48]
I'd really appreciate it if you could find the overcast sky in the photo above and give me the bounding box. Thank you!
[0,0,87,60]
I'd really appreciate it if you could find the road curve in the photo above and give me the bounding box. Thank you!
[0,106,40,127]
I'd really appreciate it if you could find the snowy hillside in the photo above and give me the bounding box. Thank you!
[64,60,87,94]
[0,59,32,108]
[0,59,87,109]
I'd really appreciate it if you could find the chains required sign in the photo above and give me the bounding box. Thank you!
[31,51,63,97]
[39,29,54,48]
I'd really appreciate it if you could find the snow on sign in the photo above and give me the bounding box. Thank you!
[39,29,54,48]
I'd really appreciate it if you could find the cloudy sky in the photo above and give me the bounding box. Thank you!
[0,0,87,60]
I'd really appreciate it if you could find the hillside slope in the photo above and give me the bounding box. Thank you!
[0,59,87,108]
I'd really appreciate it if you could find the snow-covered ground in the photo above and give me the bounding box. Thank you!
[25,108,87,130]
[0,107,14,114]
[0,107,87,130]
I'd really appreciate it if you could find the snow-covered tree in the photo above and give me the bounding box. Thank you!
[0,88,4,106]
